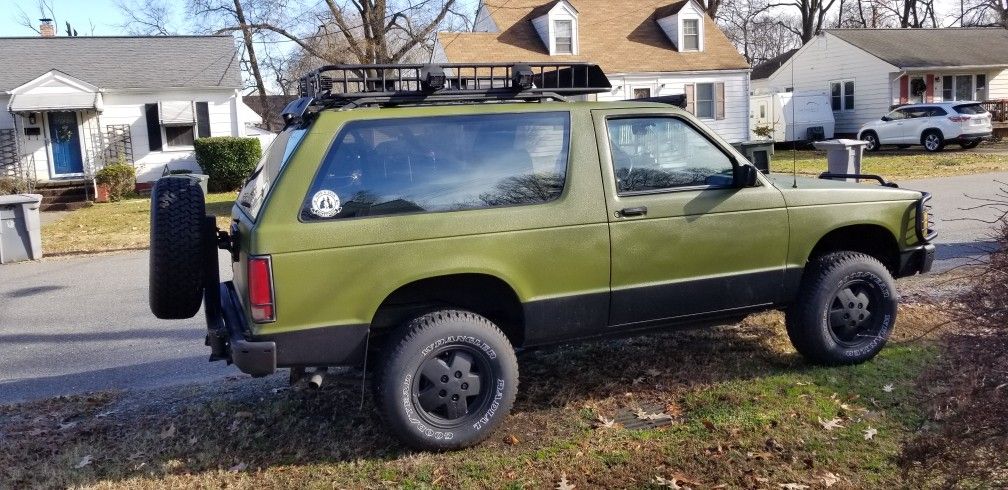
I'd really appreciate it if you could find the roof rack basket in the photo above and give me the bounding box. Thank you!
[284,62,611,121]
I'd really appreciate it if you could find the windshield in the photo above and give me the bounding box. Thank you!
[237,127,307,219]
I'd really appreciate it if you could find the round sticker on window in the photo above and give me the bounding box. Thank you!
[310,190,342,218]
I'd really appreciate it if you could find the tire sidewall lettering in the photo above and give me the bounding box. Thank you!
[822,269,894,358]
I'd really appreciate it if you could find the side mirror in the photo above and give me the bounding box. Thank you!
[734,164,759,188]
[881,116,891,122]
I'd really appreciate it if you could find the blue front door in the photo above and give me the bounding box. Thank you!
[48,112,84,175]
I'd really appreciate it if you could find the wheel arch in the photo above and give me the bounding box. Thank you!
[806,224,900,274]
[369,272,527,348]
[920,127,944,142]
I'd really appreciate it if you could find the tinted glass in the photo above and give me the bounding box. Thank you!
[607,117,734,193]
[954,103,987,115]
[831,82,841,111]
[165,125,194,147]
[238,127,307,220]
[843,81,855,110]
[928,107,948,116]
[301,112,570,220]
[886,109,907,121]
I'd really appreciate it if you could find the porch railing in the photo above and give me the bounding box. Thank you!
[981,99,1008,123]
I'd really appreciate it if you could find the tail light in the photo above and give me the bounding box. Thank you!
[948,115,970,123]
[248,256,275,323]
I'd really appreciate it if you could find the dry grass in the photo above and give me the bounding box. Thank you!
[770,148,1008,181]
[0,303,954,489]
[40,193,236,255]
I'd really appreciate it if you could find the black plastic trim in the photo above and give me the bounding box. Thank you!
[897,243,936,277]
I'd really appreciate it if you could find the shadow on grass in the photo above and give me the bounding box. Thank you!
[0,317,811,487]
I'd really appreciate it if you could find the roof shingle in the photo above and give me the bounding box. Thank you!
[825,28,1008,68]
[438,0,749,74]
[0,36,242,91]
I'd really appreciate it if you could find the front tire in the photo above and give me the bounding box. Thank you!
[785,252,898,365]
[922,130,945,152]
[861,132,880,152]
[374,310,519,451]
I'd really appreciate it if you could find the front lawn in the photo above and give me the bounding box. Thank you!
[0,302,974,489]
[41,193,236,255]
[770,148,1008,180]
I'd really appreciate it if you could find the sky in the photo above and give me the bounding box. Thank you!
[0,0,158,36]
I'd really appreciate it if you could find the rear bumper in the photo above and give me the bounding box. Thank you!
[950,131,993,141]
[205,281,369,377]
[897,243,936,278]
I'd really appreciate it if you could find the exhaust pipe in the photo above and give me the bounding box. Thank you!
[308,367,327,389]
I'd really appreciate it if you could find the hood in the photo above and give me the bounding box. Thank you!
[766,174,923,207]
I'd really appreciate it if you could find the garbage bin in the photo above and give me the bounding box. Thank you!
[0,193,43,264]
[812,139,869,181]
[731,140,775,173]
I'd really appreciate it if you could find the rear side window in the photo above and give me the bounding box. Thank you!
[300,112,570,221]
[238,128,307,219]
[954,103,987,115]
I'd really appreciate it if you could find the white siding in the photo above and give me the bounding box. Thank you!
[0,95,13,129]
[763,33,897,134]
[986,69,1008,99]
[598,71,750,143]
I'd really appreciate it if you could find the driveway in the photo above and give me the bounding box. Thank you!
[1,172,1004,404]
[0,250,247,404]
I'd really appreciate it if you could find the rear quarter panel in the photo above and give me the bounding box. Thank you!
[248,104,611,336]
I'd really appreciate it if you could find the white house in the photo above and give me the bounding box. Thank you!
[751,28,1008,136]
[0,29,249,207]
[434,0,753,142]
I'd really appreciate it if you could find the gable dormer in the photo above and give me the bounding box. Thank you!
[529,0,579,55]
[655,0,705,52]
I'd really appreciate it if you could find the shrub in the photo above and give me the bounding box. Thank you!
[194,137,262,192]
[96,158,136,202]
[0,177,27,195]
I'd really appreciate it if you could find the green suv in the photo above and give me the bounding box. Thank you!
[149,63,935,451]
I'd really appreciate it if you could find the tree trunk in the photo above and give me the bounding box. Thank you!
[233,0,272,131]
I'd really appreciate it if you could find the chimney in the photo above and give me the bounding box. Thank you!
[39,18,55,37]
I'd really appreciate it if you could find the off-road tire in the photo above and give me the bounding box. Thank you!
[922,130,945,152]
[374,310,519,451]
[149,176,207,320]
[959,139,981,150]
[785,252,898,365]
[861,131,880,152]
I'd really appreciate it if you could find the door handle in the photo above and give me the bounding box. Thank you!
[619,206,648,217]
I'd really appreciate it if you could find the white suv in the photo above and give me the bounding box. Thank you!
[858,102,993,152]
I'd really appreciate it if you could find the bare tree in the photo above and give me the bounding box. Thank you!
[957,0,1008,26]
[14,0,58,35]
[771,0,840,44]
[114,0,178,35]
[718,0,782,64]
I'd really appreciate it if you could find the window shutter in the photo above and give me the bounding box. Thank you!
[684,84,695,115]
[196,102,211,138]
[144,103,162,152]
[715,82,725,120]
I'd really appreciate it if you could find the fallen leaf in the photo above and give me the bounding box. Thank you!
[159,424,176,439]
[596,414,616,429]
[635,408,673,422]
[229,462,248,473]
[819,471,841,487]
[883,384,894,393]
[646,368,662,377]
[235,411,253,418]
[27,428,45,437]
[863,427,878,440]
[818,417,844,431]
[504,434,519,445]
[702,419,716,432]
[96,409,117,418]
[654,475,692,489]
[556,473,575,490]
[74,455,93,469]
[58,421,78,430]
[778,484,809,490]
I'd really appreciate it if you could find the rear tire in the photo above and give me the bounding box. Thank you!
[785,252,898,365]
[861,132,880,152]
[959,139,981,150]
[149,176,207,320]
[374,310,519,451]
[922,130,945,152]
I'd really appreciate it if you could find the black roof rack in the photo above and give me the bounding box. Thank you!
[282,62,612,125]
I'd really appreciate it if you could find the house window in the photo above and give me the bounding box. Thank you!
[682,19,700,51]
[942,75,954,101]
[977,74,987,101]
[956,75,973,101]
[554,20,573,54]
[633,88,652,99]
[165,125,195,148]
[942,74,988,101]
[830,80,854,111]
[696,83,715,119]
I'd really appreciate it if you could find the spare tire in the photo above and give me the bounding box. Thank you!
[149,176,207,319]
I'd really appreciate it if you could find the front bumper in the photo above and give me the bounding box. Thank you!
[897,243,936,277]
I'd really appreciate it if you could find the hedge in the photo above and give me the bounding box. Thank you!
[95,159,136,202]
[194,137,262,192]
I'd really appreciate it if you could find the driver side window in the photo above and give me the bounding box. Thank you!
[606,117,734,194]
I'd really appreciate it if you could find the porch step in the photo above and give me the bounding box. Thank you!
[35,181,90,212]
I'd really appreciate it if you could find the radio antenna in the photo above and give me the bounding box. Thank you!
[791,48,798,189]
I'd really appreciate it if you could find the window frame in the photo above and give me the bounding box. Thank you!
[695,82,716,120]
[162,123,197,150]
[553,19,574,55]
[941,73,988,102]
[681,18,700,51]
[602,114,740,197]
[298,111,574,223]
[830,80,855,112]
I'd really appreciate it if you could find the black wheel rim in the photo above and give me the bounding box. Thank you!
[411,344,493,428]
[827,279,884,347]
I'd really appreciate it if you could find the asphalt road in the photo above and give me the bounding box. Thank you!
[1,172,1004,404]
